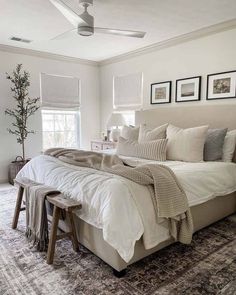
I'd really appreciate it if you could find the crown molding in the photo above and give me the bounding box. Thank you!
[0,44,99,66]
[99,18,236,66]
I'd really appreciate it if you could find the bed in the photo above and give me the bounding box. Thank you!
[16,104,236,275]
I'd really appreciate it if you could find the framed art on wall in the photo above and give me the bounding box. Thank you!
[150,81,171,104]
[207,70,236,100]
[176,76,201,102]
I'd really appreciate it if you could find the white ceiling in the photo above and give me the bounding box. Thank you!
[0,0,236,62]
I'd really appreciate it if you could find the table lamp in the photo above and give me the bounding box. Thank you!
[107,113,126,142]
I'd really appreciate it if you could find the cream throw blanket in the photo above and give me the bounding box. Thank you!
[44,148,193,244]
[22,179,60,251]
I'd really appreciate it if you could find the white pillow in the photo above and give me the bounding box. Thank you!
[138,123,168,142]
[117,137,168,161]
[167,124,208,162]
[222,130,236,162]
[120,125,139,141]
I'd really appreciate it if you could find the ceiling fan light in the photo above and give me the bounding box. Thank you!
[78,26,94,36]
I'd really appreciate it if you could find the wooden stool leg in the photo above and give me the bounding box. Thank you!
[12,186,24,229]
[68,211,79,252]
[47,206,60,264]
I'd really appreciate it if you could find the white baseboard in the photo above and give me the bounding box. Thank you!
[0,179,9,184]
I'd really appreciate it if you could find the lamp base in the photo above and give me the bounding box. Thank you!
[110,128,120,142]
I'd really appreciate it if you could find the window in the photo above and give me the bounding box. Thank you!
[113,73,143,108]
[40,73,80,109]
[40,73,81,151]
[120,111,135,126]
[42,110,80,150]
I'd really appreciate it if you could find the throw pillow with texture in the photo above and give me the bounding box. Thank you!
[166,124,208,162]
[117,137,168,161]
[204,128,228,161]
[138,123,168,142]
[222,130,236,162]
[120,125,139,141]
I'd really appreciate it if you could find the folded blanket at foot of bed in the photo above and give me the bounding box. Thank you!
[17,177,60,251]
[44,148,193,244]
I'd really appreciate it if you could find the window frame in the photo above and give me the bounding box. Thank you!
[41,109,80,151]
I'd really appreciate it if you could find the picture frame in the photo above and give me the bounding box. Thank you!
[176,76,201,102]
[150,81,171,104]
[206,70,236,100]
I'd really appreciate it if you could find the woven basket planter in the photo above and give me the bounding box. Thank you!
[8,157,27,185]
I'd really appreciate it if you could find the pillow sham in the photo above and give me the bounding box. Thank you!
[222,130,236,162]
[166,124,208,162]
[116,137,168,161]
[138,123,168,143]
[204,128,228,161]
[120,125,139,141]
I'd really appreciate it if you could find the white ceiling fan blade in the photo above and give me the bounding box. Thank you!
[49,0,87,27]
[94,27,146,38]
[51,28,77,40]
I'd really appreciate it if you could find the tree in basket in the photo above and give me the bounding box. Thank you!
[5,64,40,162]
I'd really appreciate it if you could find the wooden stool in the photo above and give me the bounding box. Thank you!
[46,195,82,265]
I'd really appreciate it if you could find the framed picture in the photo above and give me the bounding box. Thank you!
[207,70,236,100]
[150,81,171,104]
[176,76,201,102]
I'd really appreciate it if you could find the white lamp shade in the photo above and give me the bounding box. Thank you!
[107,113,126,128]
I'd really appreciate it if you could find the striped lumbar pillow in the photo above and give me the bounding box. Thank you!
[117,137,168,161]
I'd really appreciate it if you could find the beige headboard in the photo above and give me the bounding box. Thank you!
[135,104,236,162]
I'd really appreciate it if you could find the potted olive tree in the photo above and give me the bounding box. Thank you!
[5,64,40,184]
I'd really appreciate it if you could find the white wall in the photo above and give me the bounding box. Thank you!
[0,51,100,182]
[100,28,236,131]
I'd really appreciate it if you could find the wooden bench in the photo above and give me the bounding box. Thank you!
[46,195,81,264]
[12,178,39,229]
[12,178,82,265]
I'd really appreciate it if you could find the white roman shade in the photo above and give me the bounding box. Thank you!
[40,73,80,109]
[113,73,143,108]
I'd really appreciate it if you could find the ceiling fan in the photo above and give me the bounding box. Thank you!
[49,0,146,39]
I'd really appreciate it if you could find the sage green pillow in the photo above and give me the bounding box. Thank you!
[204,128,228,161]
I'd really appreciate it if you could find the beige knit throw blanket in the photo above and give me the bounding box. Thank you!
[22,178,60,251]
[44,148,193,244]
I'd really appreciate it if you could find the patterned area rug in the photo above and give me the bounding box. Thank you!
[1,188,236,295]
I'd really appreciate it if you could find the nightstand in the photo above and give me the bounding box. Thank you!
[91,140,117,151]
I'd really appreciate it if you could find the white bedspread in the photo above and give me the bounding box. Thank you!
[17,155,236,262]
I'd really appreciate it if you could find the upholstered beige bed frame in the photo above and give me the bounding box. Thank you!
[136,104,236,162]
[60,193,236,272]
[60,104,236,274]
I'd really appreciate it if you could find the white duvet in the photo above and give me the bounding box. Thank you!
[17,155,236,262]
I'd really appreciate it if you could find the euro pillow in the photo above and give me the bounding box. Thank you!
[204,128,228,161]
[167,124,208,162]
[138,123,168,142]
[222,130,236,162]
[121,125,139,141]
[116,137,168,161]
